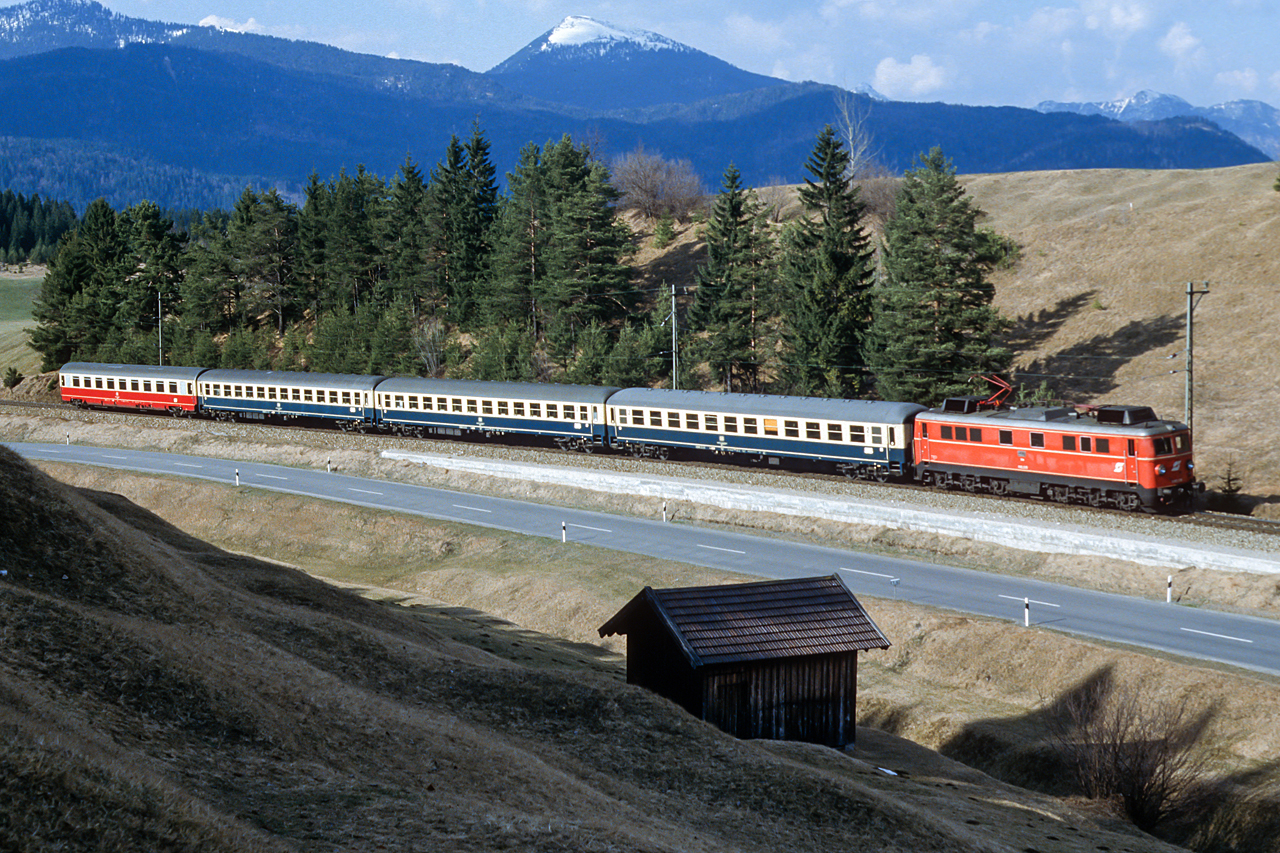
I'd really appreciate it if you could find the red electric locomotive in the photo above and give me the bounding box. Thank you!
[914,396,1201,512]
[59,362,204,415]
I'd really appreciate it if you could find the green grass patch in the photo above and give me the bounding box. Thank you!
[0,270,43,374]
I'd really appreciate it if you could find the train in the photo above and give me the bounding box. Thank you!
[57,362,1204,513]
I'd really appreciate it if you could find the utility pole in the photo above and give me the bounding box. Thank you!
[157,291,164,366]
[669,283,679,390]
[1184,282,1210,431]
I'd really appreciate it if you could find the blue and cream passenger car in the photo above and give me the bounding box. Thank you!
[606,389,927,477]
[373,378,622,450]
[196,369,386,429]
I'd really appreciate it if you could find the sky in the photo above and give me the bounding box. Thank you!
[104,1,1278,108]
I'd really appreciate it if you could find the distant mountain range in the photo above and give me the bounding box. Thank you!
[1037,90,1280,159]
[0,0,1272,212]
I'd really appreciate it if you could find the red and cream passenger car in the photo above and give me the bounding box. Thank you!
[59,362,204,415]
[914,396,1200,512]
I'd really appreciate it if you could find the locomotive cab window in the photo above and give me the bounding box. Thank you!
[1153,436,1173,455]
[1030,432,1045,448]
[1175,434,1189,451]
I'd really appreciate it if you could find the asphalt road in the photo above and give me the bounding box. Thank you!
[12,441,1280,678]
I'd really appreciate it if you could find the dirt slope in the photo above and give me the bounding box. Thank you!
[2,445,1198,853]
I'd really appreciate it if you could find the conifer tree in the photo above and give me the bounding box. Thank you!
[688,164,774,392]
[486,142,548,327]
[538,136,636,366]
[778,126,876,398]
[865,147,1012,405]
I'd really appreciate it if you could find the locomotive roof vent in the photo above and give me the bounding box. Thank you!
[1016,406,1075,421]
[942,396,982,414]
[1095,405,1158,425]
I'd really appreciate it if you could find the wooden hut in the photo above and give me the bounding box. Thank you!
[598,574,890,748]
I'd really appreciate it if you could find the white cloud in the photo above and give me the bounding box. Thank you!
[1081,1,1151,37]
[198,15,266,34]
[873,54,948,98]
[1215,68,1260,92]
[1158,22,1202,64]
[724,13,791,54]
[1271,70,1280,92]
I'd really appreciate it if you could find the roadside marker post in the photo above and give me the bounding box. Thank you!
[662,501,667,523]
[1168,575,1173,603]
[561,520,566,543]
[235,469,240,487]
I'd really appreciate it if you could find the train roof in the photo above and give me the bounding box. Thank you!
[197,369,386,391]
[607,388,929,424]
[919,403,1189,435]
[60,362,208,381]
[375,376,622,405]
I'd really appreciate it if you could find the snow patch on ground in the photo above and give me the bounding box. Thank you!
[382,449,1280,576]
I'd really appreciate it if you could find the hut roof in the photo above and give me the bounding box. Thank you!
[598,574,890,667]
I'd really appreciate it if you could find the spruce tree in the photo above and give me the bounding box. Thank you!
[486,142,548,327]
[865,147,1012,405]
[688,164,774,392]
[778,126,876,398]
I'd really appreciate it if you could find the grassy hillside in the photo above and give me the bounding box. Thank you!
[0,266,41,375]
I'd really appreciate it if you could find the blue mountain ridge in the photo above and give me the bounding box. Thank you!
[0,0,1269,212]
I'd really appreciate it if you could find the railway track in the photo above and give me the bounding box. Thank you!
[5,396,1276,539]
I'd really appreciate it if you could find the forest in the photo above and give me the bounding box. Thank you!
[28,124,1015,406]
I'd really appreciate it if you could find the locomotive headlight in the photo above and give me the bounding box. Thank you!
[1157,464,1167,475]
[1187,461,1195,471]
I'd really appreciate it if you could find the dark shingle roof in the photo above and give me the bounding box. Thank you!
[599,575,890,667]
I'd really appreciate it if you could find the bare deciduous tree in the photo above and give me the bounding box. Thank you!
[611,146,705,221]
[412,315,447,376]
[1046,673,1216,831]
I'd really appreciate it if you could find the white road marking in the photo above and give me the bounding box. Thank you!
[452,504,492,513]
[1181,627,1253,644]
[841,567,897,579]
[348,488,383,496]
[101,454,128,460]
[173,462,203,469]
[697,543,746,555]
[999,594,1061,607]
[256,474,289,481]
[568,523,612,533]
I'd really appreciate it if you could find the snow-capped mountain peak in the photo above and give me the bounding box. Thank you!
[543,15,685,53]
